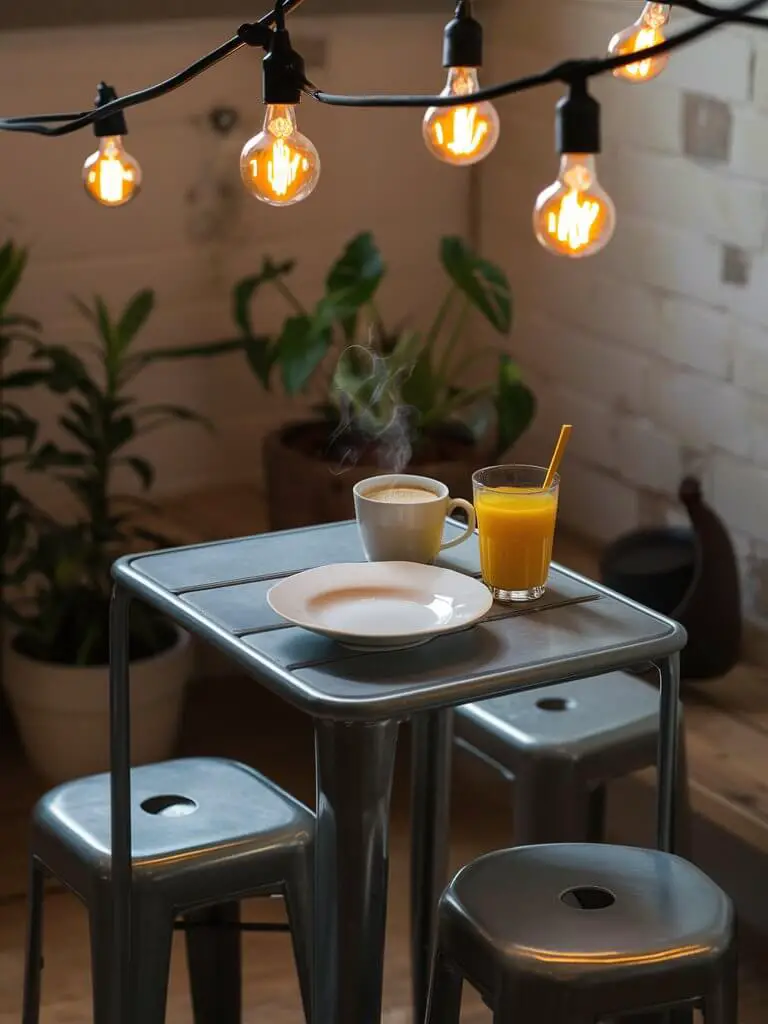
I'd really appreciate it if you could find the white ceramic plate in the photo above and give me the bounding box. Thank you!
[267,561,493,651]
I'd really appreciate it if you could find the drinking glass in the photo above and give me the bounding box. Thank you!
[472,464,560,602]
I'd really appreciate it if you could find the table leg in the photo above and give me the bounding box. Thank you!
[313,718,399,1024]
[109,585,133,1024]
[656,652,681,854]
[653,652,691,1024]
[409,710,453,1024]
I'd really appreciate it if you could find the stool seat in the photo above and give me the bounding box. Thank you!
[455,672,659,772]
[452,671,691,848]
[428,842,736,1024]
[443,844,732,982]
[35,756,311,872]
[24,757,314,1024]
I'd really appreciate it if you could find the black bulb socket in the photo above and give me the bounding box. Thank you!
[555,79,600,155]
[93,82,128,138]
[263,27,306,105]
[442,0,483,69]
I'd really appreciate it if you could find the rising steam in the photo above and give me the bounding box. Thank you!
[329,328,416,474]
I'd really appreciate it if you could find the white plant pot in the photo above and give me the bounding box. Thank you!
[3,626,193,785]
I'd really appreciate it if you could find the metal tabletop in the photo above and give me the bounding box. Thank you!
[108,519,687,1024]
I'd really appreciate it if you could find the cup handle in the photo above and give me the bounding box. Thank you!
[440,498,476,550]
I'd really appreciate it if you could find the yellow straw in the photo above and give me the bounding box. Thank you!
[543,424,572,488]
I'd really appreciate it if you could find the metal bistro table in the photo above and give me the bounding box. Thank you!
[108,519,686,1024]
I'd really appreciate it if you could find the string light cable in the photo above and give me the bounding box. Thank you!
[1,0,767,245]
[0,0,764,132]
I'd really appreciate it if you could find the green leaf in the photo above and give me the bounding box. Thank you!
[324,232,385,340]
[0,405,37,446]
[243,335,273,389]
[0,242,27,312]
[277,315,332,395]
[1,368,50,388]
[71,296,97,327]
[29,443,89,470]
[34,345,96,395]
[131,526,176,549]
[60,415,92,448]
[0,313,40,330]
[401,348,439,418]
[117,290,155,352]
[131,337,245,367]
[135,404,213,432]
[107,415,135,451]
[94,296,115,352]
[233,258,295,336]
[440,236,512,334]
[494,355,536,457]
[121,455,154,490]
[326,232,384,295]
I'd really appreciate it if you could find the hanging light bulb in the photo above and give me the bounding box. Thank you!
[423,1,499,166]
[240,7,319,205]
[533,80,616,258]
[607,2,671,84]
[423,68,500,166]
[82,83,141,207]
[240,103,319,205]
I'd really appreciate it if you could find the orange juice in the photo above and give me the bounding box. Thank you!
[474,486,558,592]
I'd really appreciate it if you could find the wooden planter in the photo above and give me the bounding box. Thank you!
[263,421,485,531]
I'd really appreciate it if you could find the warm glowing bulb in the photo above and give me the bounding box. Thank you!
[533,154,616,258]
[608,2,670,83]
[82,136,141,207]
[422,67,500,166]
[240,104,320,206]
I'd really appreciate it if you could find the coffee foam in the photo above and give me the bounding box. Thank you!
[364,485,437,504]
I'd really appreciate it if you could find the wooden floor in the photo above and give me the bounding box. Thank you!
[1,674,768,1024]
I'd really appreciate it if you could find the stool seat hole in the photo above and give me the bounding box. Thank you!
[141,794,198,817]
[536,696,576,712]
[560,886,616,910]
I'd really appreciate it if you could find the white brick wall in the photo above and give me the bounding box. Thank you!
[481,0,768,648]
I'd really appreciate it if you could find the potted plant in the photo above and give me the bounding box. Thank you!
[1,283,243,783]
[232,232,536,530]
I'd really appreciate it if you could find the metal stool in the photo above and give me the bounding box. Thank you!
[455,671,688,844]
[427,843,737,1024]
[22,757,313,1024]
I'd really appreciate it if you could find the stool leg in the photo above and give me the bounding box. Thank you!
[21,857,45,1024]
[131,897,175,1024]
[514,762,592,844]
[285,853,314,1024]
[90,891,175,1024]
[703,949,739,1024]
[184,901,242,1024]
[425,948,462,1024]
[88,894,114,1024]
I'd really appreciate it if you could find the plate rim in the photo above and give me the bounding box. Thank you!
[267,561,493,643]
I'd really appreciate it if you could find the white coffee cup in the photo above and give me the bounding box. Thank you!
[353,473,476,564]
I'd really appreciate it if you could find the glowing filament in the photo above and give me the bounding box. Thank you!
[89,155,134,204]
[82,136,141,207]
[546,191,601,252]
[432,105,490,158]
[422,67,500,166]
[239,104,320,206]
[533,155,616,258]
[608,2,670,83]
[620,25,665,79]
